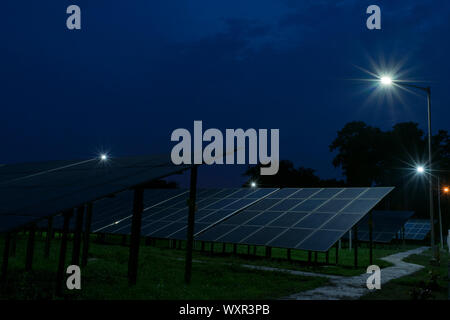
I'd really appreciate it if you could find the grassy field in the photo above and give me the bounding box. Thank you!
[0,235,329,300]
[182,241,419,277]
[0,233,424,300]
[361,248,449,300]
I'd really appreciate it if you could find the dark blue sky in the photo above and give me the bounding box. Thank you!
[1,1,450,187]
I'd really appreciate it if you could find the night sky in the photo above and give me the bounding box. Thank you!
[1,1,450,187]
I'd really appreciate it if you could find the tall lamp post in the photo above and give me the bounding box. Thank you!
[379,76,439,264]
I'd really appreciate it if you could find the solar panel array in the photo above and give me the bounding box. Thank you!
[99,188,278,239]
[401,219,431,240]
[37,188,187,231]
[346,210,414,243]
[0,155,190,233]
[0,155,189,218]
[196,187,393,252]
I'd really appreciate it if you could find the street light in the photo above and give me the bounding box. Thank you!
[380,76,392,85]
[250,182,257,188]
[100,154,108,161]
[378,76,438,263]
[416,166,425,174]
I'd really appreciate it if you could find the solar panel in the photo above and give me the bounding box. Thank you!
[36,188,188,232]
[0,215,42,233]
[0,155,189,234]
[98,188,278,240]
[401,219,431,240]
[0,155,189,219]
[196,187,394,252]
[344,210,414,243]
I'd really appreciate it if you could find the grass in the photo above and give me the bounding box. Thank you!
[361,248,449,300]
[175,240,419,277]
[0,234,329,300]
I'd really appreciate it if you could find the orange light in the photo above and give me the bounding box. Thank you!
[443,187,449,193]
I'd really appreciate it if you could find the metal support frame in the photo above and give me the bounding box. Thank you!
[81,202,93,267]
[369,210,373,265]
[265,246,272,259]
[184,165,198,284]
[25,224,36,271]
[128,187,144,285]
[287,249,291,261]
[354,225,358,268]
[56,210,73,296]
[335,243,339,265]
[10,233,16,257]
[1,233,11,287]
[44,216,53,259]
[72,206,85,266]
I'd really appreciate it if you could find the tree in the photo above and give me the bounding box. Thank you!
[329,121,385,186]
[242,160,344,188]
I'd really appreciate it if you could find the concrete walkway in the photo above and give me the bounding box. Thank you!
[281,246,428,300]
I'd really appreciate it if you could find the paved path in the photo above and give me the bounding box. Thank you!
[280,246,428,300]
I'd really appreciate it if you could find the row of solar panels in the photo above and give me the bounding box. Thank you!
[21,187,393,252]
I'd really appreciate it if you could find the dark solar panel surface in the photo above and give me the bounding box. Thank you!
[401,219,431,240]
[196,187,393,252]
[99,188,278,240]
[0,155,189,233]
[347,210,414,243]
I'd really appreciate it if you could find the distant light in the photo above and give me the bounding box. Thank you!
[251,182,257,188]
[416,166,425,174]
[443,187,449,193]
[100,154,108,161]
[380,76,392,85]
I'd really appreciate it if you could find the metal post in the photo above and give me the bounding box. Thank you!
[72,206,85,266]
[210,242,214,254]
[233,244,237,255]
[308,251,312,263]
[287,249,291,261]
[426,88,438,263]
[247,245,250,255]
[265,246,271,259]
[354,225,358,268]
[222,243,226,253]
[25,224,36,271]
[438,177,444,250]
[81,202,93,267]
[1,233,11,287]
[349,230,352,251]
[314,251,318,265]
[201,241,205,252]
[335,243,339,265]
[369,210,373,265]
[128,187,144,285]
[56,210,73,296]
[184,165,198,284]
[44,216,53,259]
[10,233,16,257]
[253,246,256,255]
[325,251,329,264]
